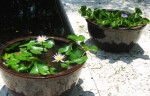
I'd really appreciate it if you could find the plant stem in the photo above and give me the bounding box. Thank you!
[82,51,86,57]
[42,42,45,56]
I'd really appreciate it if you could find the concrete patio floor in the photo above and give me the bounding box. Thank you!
[1,0,150,96]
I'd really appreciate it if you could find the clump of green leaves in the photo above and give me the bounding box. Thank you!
[79,6,150,28]
[2,35,98,75]
[59,35,98,68]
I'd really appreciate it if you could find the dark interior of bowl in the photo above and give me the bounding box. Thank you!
[0,0,74,46]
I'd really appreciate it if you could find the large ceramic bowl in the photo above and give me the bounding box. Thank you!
[86,10,146,53]
[0,36,85,96]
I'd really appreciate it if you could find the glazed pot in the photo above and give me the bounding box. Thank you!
[86,10,146,52]
[0,36,85,96]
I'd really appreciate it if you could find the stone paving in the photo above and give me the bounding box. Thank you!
[1,0,150,96]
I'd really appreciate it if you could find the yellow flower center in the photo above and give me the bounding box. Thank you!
[56,56,62,61]
[40,38,45,42]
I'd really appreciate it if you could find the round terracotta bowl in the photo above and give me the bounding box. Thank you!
[86,10,146,53]
[0,36,85,96]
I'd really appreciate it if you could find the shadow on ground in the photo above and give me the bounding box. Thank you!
[62,79,95,96]
[0,79,95,96]
[85,38,149,64]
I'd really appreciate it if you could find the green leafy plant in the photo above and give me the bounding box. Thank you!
[79,6,150,28]
[2,35,98,75]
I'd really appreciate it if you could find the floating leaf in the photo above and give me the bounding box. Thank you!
[11,64,19,71]
[30,62,49,75]
[6,59,20,64]
[143,18,150,23]
[31,46,47,51]
[78,6,87,16]
[65,56,88,65]
[61,63,68,68]
[21,51,32,57]
[30,49,42,54]
[14,53,27,60]
[30,62,38,74]
[111,21,118,28]
[30,46,47,54]
[19,40,36,49]
[88,46,98,52]
[2,53,12,60]
[93,8,101,18]
[37,63,49,75]
[101,20,110,26]
[134,8,142,15]
[5,42,20,51]
[85,8,92,19]
[100,9,107,17]
[18,64,28,72]
[67,35,85,42]
[50,67,57,74]
[44,39,55,48]
[80,42,98,52]
[58,44,72,55]
[73,56,88,64]
[70,49,83,60]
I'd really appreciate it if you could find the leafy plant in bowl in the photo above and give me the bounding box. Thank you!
[0,35,97,96]
[79,6,150,52]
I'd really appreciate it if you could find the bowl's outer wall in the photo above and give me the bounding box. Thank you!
[0,66,83,96]
[0,36,85,96]
[87,20,146,52]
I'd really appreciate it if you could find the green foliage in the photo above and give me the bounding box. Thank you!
[61,63,68,68]
[67,35,85,42]
[19,40,36,49]
[78,6,150,28]
[20,51,32,57]
[2,53,13,60]
[2,35,98,76]
[142,18,150,23]
[50,67,57,74]
[78,6,87,17]
[6,59,20,64]
[30,62,49,75]
[69,49,84,60]
[80,42,98,52]
[18,64,28,72]
[5,42,20,51]
[30,46,47,54]
[134,8,142,15]
[73,56,88,64]
[65,55,88,65]
[43,39,55,48]
[14,53,27,60]
[58,44,72,55]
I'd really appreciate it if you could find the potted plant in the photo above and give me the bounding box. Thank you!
[79,6,150,52]
[0,35,97,96]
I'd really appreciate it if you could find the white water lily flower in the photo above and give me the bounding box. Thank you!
[52,53,65,62]
[37,35,48,42]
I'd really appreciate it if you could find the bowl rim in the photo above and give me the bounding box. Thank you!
[0,36,85,79]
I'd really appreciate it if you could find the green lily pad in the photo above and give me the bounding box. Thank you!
[58,44,72,55]
[44,39,55,48]
[70,49,84,60]
[80,42,98,52]
[6,59,20,64]
[30,62,49,75]
[5,42,20,51]
[67,35,85,42]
